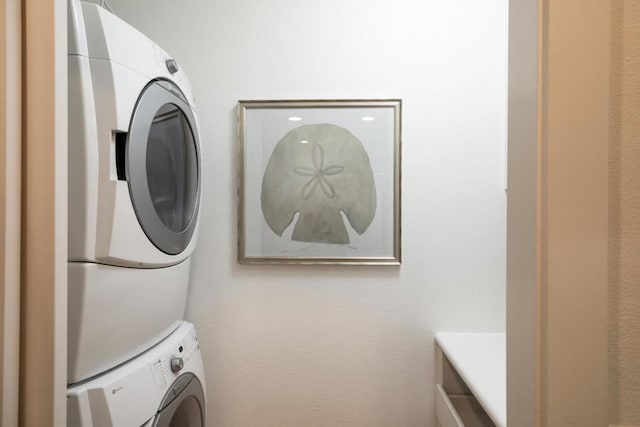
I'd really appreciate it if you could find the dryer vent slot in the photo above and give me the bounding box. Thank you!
[115,132,127,181]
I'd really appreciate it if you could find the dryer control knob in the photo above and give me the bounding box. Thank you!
[166,59,179,74]
[170,357,184,373]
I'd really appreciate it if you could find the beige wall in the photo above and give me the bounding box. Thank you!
[508,0,611,425]
[541,0,611,422]
[3,0,67,424]
[610,1,640,425]
[20,0,68,425]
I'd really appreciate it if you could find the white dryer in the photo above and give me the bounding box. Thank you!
[68,0,202,383]
[68,322,207,427]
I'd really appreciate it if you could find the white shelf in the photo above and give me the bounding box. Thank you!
[435,333,506,427]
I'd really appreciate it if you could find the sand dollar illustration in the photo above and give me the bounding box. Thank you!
[261,123,376,244]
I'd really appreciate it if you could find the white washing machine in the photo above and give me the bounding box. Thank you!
[68,322,207,427]
[68,0,202,383]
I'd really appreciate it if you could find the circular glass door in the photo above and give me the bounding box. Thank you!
[153,374,205,427]
[127,80,200,255]
[166,396,202,427]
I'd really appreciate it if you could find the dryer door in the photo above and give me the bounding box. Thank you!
[153,373,206,427]
[126,80,200,255]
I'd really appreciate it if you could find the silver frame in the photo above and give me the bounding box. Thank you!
[237,99,402,265]
[127,80,201,255]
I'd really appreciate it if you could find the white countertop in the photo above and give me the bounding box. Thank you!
[435,332,506,427]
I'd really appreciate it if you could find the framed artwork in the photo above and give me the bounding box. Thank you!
[237,99,401,265]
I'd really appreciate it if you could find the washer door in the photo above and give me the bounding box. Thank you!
[126,80,200,255]
[153,373,205,427]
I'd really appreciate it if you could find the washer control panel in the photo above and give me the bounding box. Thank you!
[151,326,199,395]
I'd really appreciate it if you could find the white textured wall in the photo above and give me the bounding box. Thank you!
[610,0,640,425]
[107,1,507,425]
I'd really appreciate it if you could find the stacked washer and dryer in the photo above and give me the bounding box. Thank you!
[67,1,206,425]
